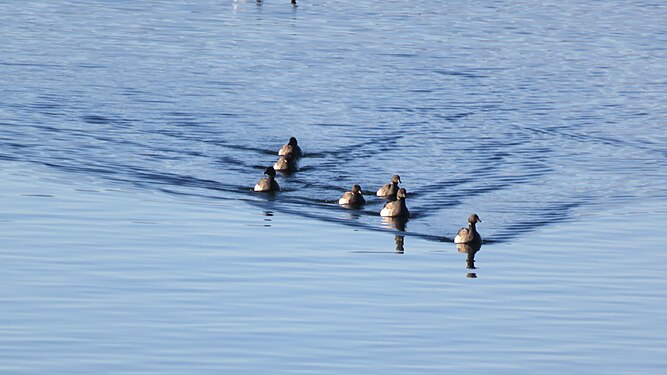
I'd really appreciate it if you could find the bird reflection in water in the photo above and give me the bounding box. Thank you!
[263,210,273,227]
[382,216,408,254]
[394,235,405,254]
[340,210,362,221]
[456,242,482,278]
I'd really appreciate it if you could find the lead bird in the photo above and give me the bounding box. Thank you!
[454,213,482,244]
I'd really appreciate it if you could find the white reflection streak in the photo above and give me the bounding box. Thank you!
[232,0,248,14]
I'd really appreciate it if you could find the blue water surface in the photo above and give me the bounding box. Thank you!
[1,0,667,373]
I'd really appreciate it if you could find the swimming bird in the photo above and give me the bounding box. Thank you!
[278,137,302,158]
[454,213,482,244]
[338,184,366,206]
[273,152,297,172]
[254,166,280,192]
[380,188,409,217]
[376,174,401,198]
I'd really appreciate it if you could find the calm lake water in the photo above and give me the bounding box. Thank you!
[1,0,666,373]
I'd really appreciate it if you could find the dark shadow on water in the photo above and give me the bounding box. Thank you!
[30,154,580,245]
[7,123,592,246]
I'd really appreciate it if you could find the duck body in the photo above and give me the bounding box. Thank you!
[454,214,482,244]
[278,137,302,158]
[380,188,409,217]
[376,174,401,198]
[254,167,280,192]
[338,184,366,206]
[273,152,297,172]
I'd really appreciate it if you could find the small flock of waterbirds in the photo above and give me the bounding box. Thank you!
[253,137,482,244]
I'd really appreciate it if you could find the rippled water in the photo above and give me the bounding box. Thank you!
[3,0,666,241]
[3,162,667,374]
[2,0,667,373]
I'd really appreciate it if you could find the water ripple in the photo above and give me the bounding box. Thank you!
[1,0,666,244]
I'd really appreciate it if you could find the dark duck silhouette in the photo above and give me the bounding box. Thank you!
[254,167,280,192]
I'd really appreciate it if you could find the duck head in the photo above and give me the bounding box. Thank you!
[264,166,276,176]
[397,188,407,199]
[468,213,482,224]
